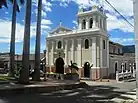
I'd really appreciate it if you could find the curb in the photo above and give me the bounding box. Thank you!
[0,82,88,96]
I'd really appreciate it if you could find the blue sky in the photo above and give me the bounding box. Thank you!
[0,0,134,54]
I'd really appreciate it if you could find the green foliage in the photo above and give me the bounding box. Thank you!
[13,65,22,80]
[0,76,15,81]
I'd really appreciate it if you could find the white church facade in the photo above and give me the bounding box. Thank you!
[46,5,135,80]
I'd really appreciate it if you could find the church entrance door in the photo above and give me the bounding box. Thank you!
[84,62,90,78]
[55,57,64,74]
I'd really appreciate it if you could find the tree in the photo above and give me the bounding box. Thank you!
[19,0,32,84]
[9,0,24,77]
[0,0,24,77]
[33,0,42,81]
[0,0,8,8]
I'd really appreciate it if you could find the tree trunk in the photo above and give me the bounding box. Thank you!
[33,0,42,81]
[9,0,17,77]
[19,0,32,84]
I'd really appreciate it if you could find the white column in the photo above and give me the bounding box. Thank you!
[71,39,74,62]
[93,16,96,28]
[107,40,109,68]
[78,19,82,30]
[77,38,81,67]
[86,17,89,29]
[101,19,104,30]
[98,16,100,28]
[51,41,54,65]
[121,63,124,73]
[100,37,103,67]
[46,42,49,65]
[129,63,132,72]
[65,40,68,65]
[133,63,135,77]
[92,37,96,67]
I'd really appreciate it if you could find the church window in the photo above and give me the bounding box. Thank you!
[89,18,93,28]
[85,39,89,49]
[82,19,86,29]
[58,41,62,49]
[103,40,106,49]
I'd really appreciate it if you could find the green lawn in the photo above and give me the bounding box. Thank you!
[0,76,15,81]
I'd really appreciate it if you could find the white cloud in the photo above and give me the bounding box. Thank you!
[0,19,51,43]
[110,38,135,45]
[72,20,78,29]
[5,12,8,15]
[59,2,68,8]
[32,0,52,18]
[107,14,134,32]
[51,0,134,33]
[72,20,77,26]
[41,19,53,25]
[41,10,47,17]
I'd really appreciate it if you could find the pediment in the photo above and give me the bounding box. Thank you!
[50,26,72,34]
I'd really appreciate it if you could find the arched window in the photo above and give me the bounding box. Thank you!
[89,18,93,28]
[58,41,62,49]
[82,19,86,29]
[85,39,89,49]
[103,40,106,49]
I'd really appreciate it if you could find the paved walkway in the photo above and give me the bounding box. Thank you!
[0,78,136,103]
[81,80,136,102]
[0,79,88,96]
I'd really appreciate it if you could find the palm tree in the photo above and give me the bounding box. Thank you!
[9,0,24,77]
[0,0,24,77]
[0,0,8,8]
[19,0,32,84]
[33,0,42,81]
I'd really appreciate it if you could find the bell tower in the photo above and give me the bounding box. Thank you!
[77,5,107,32]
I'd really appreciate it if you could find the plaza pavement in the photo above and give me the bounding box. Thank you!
[81,80,136,102]
[0,78,136,103]
[0,80,136,103]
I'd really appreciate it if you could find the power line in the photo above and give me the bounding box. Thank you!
[100,0,134,44]
[104,0,134,28]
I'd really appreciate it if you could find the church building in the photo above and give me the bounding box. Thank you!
[46,5,135,80]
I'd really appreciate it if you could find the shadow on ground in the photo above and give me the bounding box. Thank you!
[0,85,135,103]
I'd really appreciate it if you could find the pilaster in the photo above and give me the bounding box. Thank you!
[65,40,68,65]
[107,39,109,68]
[78,18,82,30]
[71,39,74,62]
[93,16,96,28]
[92,37,96,67]
[86,17,89,29]
[46,42,49,65]
[100,37,103,67]
[51,41,54,65]
[77,38,82,67]
[98,16,100,28]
